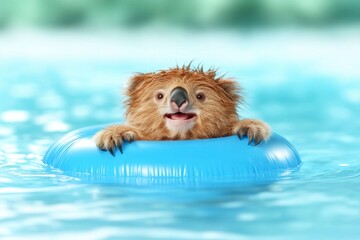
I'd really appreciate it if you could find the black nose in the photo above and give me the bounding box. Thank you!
[171,87,188,108]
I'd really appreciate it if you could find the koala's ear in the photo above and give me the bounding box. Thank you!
[126,73,150,94]
[217,79,242,102]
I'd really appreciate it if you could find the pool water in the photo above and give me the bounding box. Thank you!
[1,31,360,239]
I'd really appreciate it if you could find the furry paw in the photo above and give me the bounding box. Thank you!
[94,125,136,156]
[234,119,271,145]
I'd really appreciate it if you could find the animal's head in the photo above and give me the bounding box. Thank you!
[125,66,242,139]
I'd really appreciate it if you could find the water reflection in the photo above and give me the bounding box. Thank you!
[1,110,30,123]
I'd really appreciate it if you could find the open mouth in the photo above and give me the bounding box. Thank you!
[164,112,197,121]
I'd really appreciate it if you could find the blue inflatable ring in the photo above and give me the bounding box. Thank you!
[43,124,301,186]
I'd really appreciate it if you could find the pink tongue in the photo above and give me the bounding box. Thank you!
[171,113,189,120]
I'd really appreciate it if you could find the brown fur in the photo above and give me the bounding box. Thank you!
[95,65,270,155]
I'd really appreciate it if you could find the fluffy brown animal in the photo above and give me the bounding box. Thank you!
[95,66,271,156]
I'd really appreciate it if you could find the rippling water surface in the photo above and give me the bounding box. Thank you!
[1,31,360,239]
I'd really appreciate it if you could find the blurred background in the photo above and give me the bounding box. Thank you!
[0,0,359,30]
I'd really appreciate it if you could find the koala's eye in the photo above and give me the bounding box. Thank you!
[156,93,164,100]
[196,92,205,101]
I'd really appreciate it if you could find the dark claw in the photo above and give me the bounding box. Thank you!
[237,131,244,140]
[237,133,242,140]
[118,144,123,154]
[109,147,115,157]
[116,140,123,154]
[254,138,261,146]
[100,148,107,152]
[248,135,254,145]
